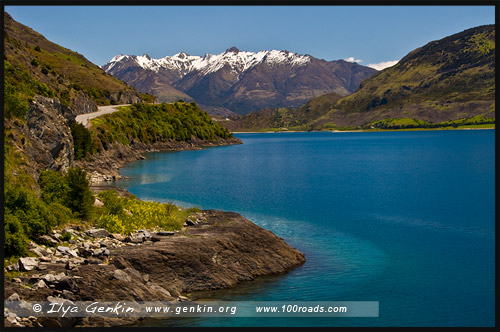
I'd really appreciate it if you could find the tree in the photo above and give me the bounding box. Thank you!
[70,122,93,160]
[64,167,94,219]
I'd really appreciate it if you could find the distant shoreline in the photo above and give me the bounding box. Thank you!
[231,126,495,134]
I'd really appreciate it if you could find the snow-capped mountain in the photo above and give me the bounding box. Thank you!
[105,48,310,76]
[103,47,377,115]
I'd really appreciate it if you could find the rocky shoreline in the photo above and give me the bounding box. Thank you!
[75,137,242,184]
[4,209,305,327]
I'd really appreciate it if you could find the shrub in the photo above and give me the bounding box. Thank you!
[4,183,58,239]
[47,202,75,226]
[64,167,94,219]
[60,230,72,242]
[39,170,68,205]
[70,122,92,160]
[3,83,29,119]
[96,191,185,234]
[98,190,124,216]
[39,168,94,220]
[4,213,28,257]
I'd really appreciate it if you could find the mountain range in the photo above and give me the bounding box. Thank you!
[225,24,495,131]
[102,47,377,115]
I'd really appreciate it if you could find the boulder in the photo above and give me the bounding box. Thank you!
[29,248,44,258]
[78,243,93,257]
[56,277,80,293]
[38,235,59,246]
[54,272,67,282]
[42,274,57,284]
[94,197,104,207]
[86,228,110,238]
[56,246,71,255]
[18,257,38,271]
[6,292,21,302]
[137,229,151,238]
[124,233,145,244]
[112,269,131,283]
[185,218,196,226]
[34,279,48,289]
[92,248,110,257]
[110,233,124,241]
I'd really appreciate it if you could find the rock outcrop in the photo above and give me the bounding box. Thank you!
[4,210,305,327]
[24,96,75,173]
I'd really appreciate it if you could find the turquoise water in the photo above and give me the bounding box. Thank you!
[117,130,495,327]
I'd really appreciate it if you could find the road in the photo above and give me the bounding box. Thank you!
[75,104,130,128]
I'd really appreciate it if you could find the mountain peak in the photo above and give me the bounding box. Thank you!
[225,46,240,54]
[176,52,190,59]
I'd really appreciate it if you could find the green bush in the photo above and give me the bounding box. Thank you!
[4,213,29,257]
[4,183,57,239]
[64,167,94,219]
[39,170,68,205]
[47,202,75,226]
[60,230,72,242]
[98,190,124,216]
[4,83,29,119]
[4,167,95,258]
[39,168,94,220]
[70,122,93,160]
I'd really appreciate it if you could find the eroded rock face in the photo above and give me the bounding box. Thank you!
[110,210,305,294]
[67,91,98,119]
[108,91,142,105]
[25,96,74,172]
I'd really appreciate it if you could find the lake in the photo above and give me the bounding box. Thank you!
[117,130,495,327]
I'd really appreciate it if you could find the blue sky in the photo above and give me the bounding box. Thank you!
[5,5,495,69]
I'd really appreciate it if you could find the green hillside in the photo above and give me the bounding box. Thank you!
[226,25,495,132]
[3,12,154,113]
[88,102,234,154]
[225,92,343,132]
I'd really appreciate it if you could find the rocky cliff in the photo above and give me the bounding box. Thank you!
[5,96,76,188]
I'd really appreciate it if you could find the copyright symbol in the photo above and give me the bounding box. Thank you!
[32,304,42,313]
